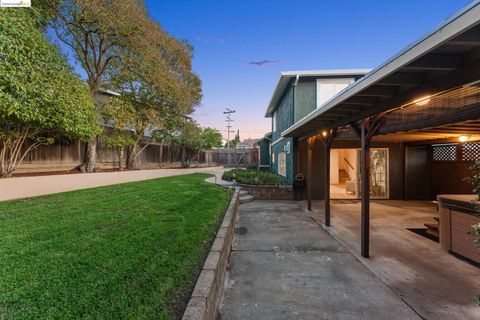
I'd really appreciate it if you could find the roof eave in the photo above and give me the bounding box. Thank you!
[282,0,480,138]
[264,69,372,118]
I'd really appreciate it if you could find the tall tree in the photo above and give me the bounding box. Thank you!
[105,16,202,169]
[46,0,149,172]
[0,7,99,177]
[48,0,201,172]
[157,120,222,167]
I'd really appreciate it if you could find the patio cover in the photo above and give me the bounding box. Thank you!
[283,1,480,139]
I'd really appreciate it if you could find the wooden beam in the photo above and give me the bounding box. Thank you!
[366,112,387,141]
[377,72,424,86]
[350,122,362,138]
[306,136,316,211]
[448,28,480,46]
[325,57,480,129]
[342,96,378,105]
[360,117,370,258]
[357,86,398,97]
[402,54,461,71]
[320,128,338,227]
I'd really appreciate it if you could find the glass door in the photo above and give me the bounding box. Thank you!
[356,148,389,199]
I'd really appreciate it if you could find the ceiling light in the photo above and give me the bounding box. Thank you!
[322,131,328,137]
[413,96,431,106]
[459,135,469,142]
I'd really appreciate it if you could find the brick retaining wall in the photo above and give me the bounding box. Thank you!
[239,184,293,200]
[182,188,240,320]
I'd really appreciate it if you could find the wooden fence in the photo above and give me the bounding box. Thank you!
[217,148,258,167]
[16,139,219,174]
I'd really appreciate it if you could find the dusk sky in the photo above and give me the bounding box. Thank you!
[142,0,472,140]
[53,1,472,140]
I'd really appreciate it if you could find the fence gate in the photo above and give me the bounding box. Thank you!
[217,148,258,167]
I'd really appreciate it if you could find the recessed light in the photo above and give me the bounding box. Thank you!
[413,96,431,106]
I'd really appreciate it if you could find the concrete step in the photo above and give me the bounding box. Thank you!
[239,194,254,204]
[424,222,439,231]
[424,222,439,238]
[239,190,249,196]
[426,228,439,238]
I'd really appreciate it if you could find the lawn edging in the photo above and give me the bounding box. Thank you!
[182,187,240,320]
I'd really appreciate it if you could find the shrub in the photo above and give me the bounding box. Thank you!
[222,169,284,185]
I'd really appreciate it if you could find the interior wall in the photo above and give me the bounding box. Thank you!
[330,149,339,184]
[337,149,346,170]
[343,149,357,181]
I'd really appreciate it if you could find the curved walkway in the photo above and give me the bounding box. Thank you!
[220,200,420,320]
[0,167,227,201]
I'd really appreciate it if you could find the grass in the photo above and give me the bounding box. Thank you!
[0,173,231,320]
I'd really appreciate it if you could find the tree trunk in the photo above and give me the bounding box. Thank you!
[127,144,137,169]
[81,84,101,173]
[118,146,124,171]
[82,137,97,173]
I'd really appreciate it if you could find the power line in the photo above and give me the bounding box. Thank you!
[223,108,235,149]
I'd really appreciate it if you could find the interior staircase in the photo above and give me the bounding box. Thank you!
[339,169,350,184]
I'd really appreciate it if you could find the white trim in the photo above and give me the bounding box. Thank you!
[316,78,355,109]
[271,137,286,147]
[265,69,371,117]
[280,69,372,77]
[272,112,277,132]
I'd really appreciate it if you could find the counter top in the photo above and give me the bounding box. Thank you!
[436,194,479,215]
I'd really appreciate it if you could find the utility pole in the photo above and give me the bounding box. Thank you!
[223,108,235,149]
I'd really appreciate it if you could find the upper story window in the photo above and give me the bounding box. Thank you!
[273,112,277,132]
[316,78,354,108]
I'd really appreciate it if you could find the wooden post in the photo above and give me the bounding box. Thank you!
[352,112,386,258]
[307,136,316,211]
[324,141,331,225]
[320,128,337,227]
[361,118,370,258]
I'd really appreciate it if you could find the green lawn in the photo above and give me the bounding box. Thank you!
[0,173,230,320]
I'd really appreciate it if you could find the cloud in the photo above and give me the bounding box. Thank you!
[194,36,225,43]
[248,59,283,67]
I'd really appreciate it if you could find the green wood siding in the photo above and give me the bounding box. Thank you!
[272,85,294,143]
[258,138,271,168]
[294,80,316,122]
[271,138,294,184]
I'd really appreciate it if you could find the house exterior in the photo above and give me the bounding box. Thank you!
[261,1,480,260]
[264,70,370,185]
[255,133,272,169]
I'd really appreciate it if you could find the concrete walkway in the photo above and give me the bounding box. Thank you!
[308,200,480,320]
[220,200,420,320]
[0,167,226,201]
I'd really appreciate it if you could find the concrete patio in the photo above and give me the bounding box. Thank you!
[220,200,420,319]
[306,200,480,320]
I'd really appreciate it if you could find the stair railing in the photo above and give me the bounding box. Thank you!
[344,158,355,171]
